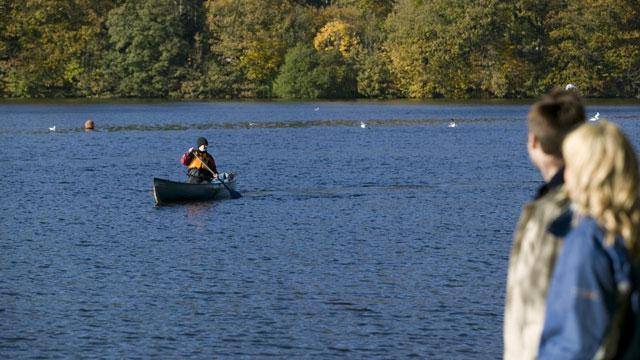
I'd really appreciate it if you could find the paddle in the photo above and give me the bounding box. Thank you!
[192,152,242,199]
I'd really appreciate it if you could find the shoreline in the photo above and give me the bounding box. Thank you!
[1,97,639,106]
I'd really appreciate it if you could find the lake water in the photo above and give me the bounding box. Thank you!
[1,101,639,358]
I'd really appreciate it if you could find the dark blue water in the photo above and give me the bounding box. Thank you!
[1,101,639,358]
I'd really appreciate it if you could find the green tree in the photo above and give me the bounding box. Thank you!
[0,0,114,97]
[274,44,322,99]
[315,48,358,98]
[273,43,356,99]
[385,0,460,98]
[502,0,556,96]
[331,0,394,50]
[1,0,638,99]
[204,0,304,98]
[356,52,395,98]
[459,1,523,98]
[0,0,10,96]
[105,0,190,97]
[385,0,521,98]
[542,0,640,97]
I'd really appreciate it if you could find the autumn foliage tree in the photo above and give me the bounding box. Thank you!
[0,0,637,99]
[1,0,113,97]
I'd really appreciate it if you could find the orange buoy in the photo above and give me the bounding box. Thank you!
[84,119,95,130]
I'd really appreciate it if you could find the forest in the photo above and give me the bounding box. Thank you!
[0,0,638,99]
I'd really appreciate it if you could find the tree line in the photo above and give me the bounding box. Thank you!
[0,0,638,99]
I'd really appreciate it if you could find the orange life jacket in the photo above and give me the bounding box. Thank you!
[188,151,214,171]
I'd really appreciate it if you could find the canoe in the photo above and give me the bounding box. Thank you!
[152,174,237,205]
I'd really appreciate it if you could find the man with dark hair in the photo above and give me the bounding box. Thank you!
[527,89,586,160]
[503,89,585,360]
[180,137,218,184]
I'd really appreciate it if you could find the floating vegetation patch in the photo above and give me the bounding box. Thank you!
[15,115,638,135]
[107,123,191,132]
[100,118,512,133]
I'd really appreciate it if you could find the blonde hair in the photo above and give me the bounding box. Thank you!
[562,121,640,258]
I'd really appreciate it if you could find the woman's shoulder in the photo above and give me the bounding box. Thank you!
[567,216,603,244]
[566,216,632,273]
[571,216,627,250]
[561,216,610,262]
[571,216,602,237]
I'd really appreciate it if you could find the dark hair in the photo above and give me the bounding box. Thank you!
[197,137,208,147]
[528,88,585,157]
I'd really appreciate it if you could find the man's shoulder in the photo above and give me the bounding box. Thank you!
[513,187,570,246]
[524,187,569,219]
[536,186,568,205]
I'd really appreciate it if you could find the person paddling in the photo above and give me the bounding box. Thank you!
[181,137,218,184]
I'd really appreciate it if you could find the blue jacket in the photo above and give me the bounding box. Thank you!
[538,214,640,359]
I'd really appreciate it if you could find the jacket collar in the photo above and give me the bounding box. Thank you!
[548,207,574,238]
[535,167,565,200]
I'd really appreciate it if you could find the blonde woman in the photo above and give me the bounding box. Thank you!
[538,121,640,358]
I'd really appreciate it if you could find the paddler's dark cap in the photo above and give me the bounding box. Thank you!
[197,137,208,147]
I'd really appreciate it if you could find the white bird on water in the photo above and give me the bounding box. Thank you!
[314,107,320,112]
[589,112,600,122]
[49,125,56,132]
[360,121,367,129]
[448,120,457,128]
